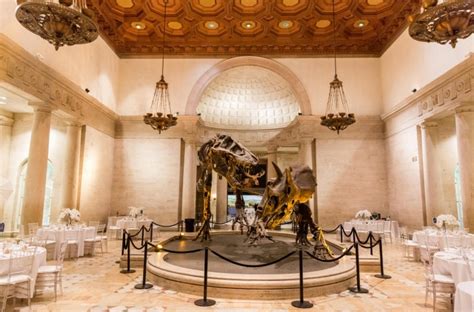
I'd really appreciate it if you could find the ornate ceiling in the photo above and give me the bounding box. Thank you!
[88,0,421,58]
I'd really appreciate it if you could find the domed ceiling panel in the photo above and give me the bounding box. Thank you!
[197,66,300,130]
[88,0,420,58]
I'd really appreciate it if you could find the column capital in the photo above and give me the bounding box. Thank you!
[420,121,438,129]
[64,119,83,127]
[29,102,53,113]
[455,104,474,114]
[0,115,14,127]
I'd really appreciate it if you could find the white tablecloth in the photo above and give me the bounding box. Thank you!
[342,220,399,240]
[455,281,474,312]
[0,245,46,298]
[433,251,474,285]
[413,231,473,249]
[36,227,96,258]
[116,218,152,230]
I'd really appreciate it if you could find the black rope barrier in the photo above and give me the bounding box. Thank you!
[209,249,296,268]
[322,224,342,234]
[291,249,313,309]
[194,247,216,307]
[120,235,136,274]
[348,243,369,294]
[135,241,153,289]
[373,238,391,280]
[304,244,355,263]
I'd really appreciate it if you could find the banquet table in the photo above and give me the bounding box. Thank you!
[36,226,96,258]
[433,251,474,285]
[342,220,399,240]
[455,281,474,312]
[0,245,46,298]
[413,231,473,249]
[116,218,153,230]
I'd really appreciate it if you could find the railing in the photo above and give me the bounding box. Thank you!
[127,226,390,308]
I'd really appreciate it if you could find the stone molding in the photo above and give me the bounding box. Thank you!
[455,104,474,114]
[382,53,473,137]
[0,34,117,137]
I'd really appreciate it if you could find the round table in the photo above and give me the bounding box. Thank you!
[36,226,96,258]
[433,251,474,285]
[116,218,153,230]
[0,245,46,298]
[455,281,474,312]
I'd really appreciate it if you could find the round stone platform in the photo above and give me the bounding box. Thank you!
[147,231,356,299]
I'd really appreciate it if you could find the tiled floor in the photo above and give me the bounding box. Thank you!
[11,232,451,311]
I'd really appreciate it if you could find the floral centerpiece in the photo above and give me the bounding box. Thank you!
[58,208,81,226]
[129,206,140,218]
[434,214,459,230]
[355,209,372,220]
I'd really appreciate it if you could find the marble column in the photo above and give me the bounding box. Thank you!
[60,122,82,209]
[420,121,442,225]
[21,104,52,226]
[266,145,278,180]
[299,139,318,222]
[181,141,197,219]
[0,112,14,219]
[215,175,228,226]
[455,104,474,231]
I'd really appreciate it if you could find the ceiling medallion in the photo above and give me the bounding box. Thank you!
[408,0,473,48]
[242,21,256,29]
[278,20,294,29]
[15,0,99,51]
[320,0,356,134]
[131,22,146,30]
[205,21,219,29]
[143,0,177,133]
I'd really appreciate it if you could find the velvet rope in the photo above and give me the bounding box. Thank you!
[322,224,342,233]
[304,244,355,263]
[147,241,204,254]
[151,220,183,228]
[210,219,233,225]
[209,249,296,268]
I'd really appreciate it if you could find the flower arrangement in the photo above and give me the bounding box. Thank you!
[129,206,140,218]
[355,209,372,220]
[58,208,81,226]
[434,214,459,229]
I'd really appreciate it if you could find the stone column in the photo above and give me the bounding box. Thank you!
[299,139,318,222]
[181,141,197,220]
[60,122,82,209]
[266,145,278,180]
[455,104,474,231]
[215,175,228,225]
[420,121,442,225]
[0,112,14,219]
[21,104,52,226]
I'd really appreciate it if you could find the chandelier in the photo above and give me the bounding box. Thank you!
[408,0,474,48]
[15,0,99,51]
[143,0,177,133]
[320,0,355,134]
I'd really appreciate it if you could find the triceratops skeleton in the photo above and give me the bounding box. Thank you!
[196,134,332,256]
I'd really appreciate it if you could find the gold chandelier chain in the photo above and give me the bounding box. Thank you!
[161,0,168,78]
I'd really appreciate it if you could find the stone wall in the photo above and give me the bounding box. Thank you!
[78,127,114,224]
[316,139,388,228]
[111,138,182,225]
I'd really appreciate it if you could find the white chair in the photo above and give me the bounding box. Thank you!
[107,217,122,240]
[0,246,37,311]
[30,233,56,261]
[422,254,455,310]
[88,221,99,228]
[400,228,419,261]
[383,221,393,243]
[63,230,79,260]
[97,224,108,253]
[35,241,68,301]
[27,223,39,236]
[84,226,103,255]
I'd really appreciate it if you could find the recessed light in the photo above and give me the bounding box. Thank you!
[316,19,331,29]
[168,21,183,30]
[278,20,293,29]
[354,19,369,28]
[131,22,146,30]
[205,21,219,30]
[241,21,256,29]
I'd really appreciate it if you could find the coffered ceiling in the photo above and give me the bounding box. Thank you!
[88,0,421,58]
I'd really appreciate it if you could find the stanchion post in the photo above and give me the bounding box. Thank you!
[374,239,392,279]
[291,249,313,309]
[340,225,343,243]
[150,223,154,242]
[121,231,126,256]
[352,229,356,244]
[194,247,216,306]
[369,233,373,256]
[141,227,145,246]
[349,243,368,293]
[120,235,136,274]
[135,241,153,289]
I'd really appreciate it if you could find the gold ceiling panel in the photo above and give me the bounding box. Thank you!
[88,0,421,58]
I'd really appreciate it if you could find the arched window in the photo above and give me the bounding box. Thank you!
[14,160,54,229]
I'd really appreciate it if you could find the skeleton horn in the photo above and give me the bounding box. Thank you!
[272,161,283,178]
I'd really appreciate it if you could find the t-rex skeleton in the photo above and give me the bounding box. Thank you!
[196,134,332,256]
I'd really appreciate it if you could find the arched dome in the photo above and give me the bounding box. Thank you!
[196,65,301,130]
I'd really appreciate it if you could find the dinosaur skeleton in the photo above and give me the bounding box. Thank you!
[196,134,332,256]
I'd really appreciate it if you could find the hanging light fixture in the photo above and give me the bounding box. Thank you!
[143,0,178,133]
[408,0,473,48]
[320,0,355,134]
[15,0,99,51]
